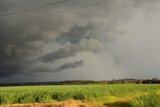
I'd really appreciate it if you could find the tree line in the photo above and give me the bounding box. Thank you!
[0,78,159,86]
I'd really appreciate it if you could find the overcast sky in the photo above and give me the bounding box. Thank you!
[0,0,160,83]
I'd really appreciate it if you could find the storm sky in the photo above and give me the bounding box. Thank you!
[0,0,160,83]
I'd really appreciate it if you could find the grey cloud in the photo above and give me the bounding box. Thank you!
[40,25,104,63]
[40,38,103,63]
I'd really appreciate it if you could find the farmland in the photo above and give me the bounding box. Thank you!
[0,84,160,107]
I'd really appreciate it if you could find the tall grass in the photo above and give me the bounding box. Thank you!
[129,93,160,107]
[0,84,159,106]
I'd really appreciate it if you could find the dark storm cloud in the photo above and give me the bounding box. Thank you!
[56,25,100,45]
[0,0,11,11]
[40,45,78,63]
[55,60,83,73]
[0,64,22,78]
[40,40,103,63]
[0,21,48,61]
[33,66,53,73]
[33,60,83,73]
[0,0,78,79]
[0,0,160,82]
[0,19,53,78]
[0,0,72,79]
[40,25,103,63]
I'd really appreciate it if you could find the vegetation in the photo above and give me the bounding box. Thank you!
[0,78,160,86]
[129,93,160,107]
[0,84,160,107]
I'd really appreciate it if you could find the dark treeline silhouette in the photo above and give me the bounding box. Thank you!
[0,78,159,86]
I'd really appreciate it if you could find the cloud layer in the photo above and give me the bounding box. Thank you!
[0,0,160,82]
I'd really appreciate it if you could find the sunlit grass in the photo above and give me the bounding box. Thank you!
[129,93,160,107]
[0,84,160,107]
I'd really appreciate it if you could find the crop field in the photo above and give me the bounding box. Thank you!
[0,84,160,107]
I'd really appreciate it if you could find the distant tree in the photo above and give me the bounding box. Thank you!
[112,78,115,84]
[152,77,159,81]
[137,79,143,84]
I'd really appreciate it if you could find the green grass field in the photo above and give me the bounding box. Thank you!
[0,84,160,107]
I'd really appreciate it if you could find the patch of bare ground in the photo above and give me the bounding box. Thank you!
[0,100,106,107]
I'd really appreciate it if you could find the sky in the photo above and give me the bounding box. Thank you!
[0,0,160,83]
